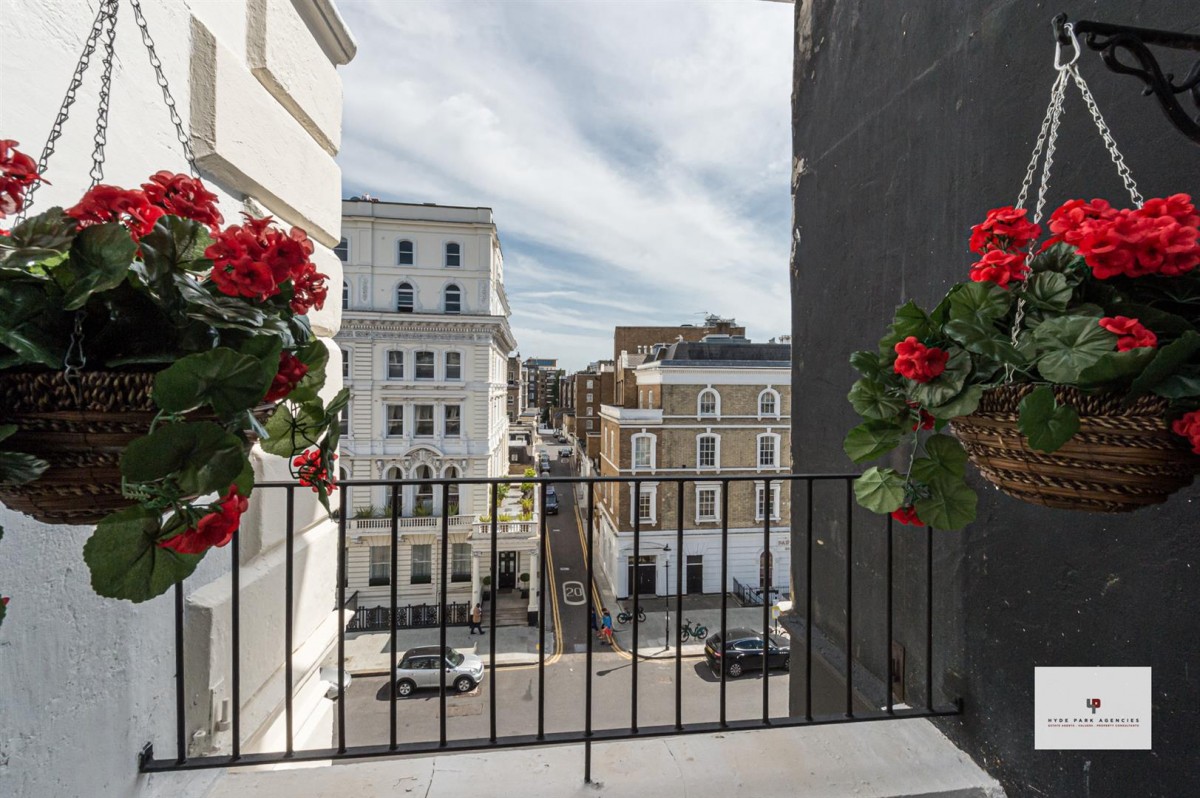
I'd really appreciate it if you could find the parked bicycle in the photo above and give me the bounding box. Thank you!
[616,607,647,625]
[680,618,708,642]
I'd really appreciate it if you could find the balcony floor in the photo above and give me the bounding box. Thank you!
[194,718,1003,798]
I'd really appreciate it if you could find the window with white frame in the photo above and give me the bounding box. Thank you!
[451,543,471,582]
[629,483,658,524]
[342,280,350,310]
[341,348,350,380]
[586,392,593,403]
[445,466,460,514]
[334,237,349,261]
[369,545,390,586]
[696,484,719,522]
[632,433,654,470]
[386,405,404,437]
[758,433,780,468]
[415,351,435,380]
[415,405,434,437]
[697,434,719,469]
[586,419,594,430]
[411,544,432,584]
[586,379,594,389]
[759,389,780,418]
[698,388,719,417]
[339,405,350,437]
[756,482,782,521]
[396,282,414,312]
[638,490,653,523]
[444,242,461,268]
[397,239,414,265]
[387,350,404,380]
[445,351,462,380]
[444,405,462,437]
[444,284,462,314]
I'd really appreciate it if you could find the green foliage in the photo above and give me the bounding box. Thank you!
[853,467,907,514]
[1032,316,1116,383]
[83,506,202,602]
[1017,386,1080,453]
[843,419,905,464]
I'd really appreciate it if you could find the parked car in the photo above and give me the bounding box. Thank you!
[704,628,790,677]
[545,487,559,515]
[394,646,486,697]
[559,448,571,459]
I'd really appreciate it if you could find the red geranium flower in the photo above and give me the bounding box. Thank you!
[158,486,248,555]
[969,206,1041,254]
[1172,410,1200,455]
[1139,193,1200,229]
[1098,316,1157,351]
[0,139,41,219]
[911,408,935,431]
[141,171,223,233]
[265,351,309,402]
[290,261,329,314]
[65,184,164,240]
[1047,198,1117,247]
[293,449,337,493]
[969,249,1029,288]
[1052,195,1200,280]
[891,506,924,526]
[893,337,949,383]
[205,214,323,308]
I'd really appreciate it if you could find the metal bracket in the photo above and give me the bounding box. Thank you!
[138,742,154,771]
[1053,13,1200,145]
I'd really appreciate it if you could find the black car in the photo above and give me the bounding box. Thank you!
[704,628,790,677]
[545,487,559,515]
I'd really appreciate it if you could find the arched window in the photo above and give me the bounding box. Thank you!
[697,388,720,418]
[385,466,404,515]
[444,465,460,515]
[696,433,720,469]
[444,284,462,314]
[342,280,350,310]
[415,465,434,516]
[396,282,414,312]
[397,239,414,265]
[758,388,780,418]
[444,242,461,268]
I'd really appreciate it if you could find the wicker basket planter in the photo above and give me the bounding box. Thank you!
[949,384,1200,513]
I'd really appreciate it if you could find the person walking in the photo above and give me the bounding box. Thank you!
[600,608,614,645]
[469,602,484,635]
[590,608,598,633]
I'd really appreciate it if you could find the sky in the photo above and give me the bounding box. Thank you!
[336,0,794,371]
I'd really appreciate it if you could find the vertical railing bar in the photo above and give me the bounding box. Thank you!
[337,483,348,753]
[284,486,295,757]
[762,477,771,724]
[926,524,934,712]
[538,480,547,740]
[805,478,813,722]
[389,482,400,750]
[584,480,596,783]
[174,581,186,765]
[674,478,684,731]
[631,477,640,734]
[439,481,449,747]
[489,477,499,742]
[844,478,854,718]
[886,513,895,716]
[231,516,241,761]
[719,478,729,728]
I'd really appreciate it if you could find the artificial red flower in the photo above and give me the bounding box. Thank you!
[265,351,308,402]
[293,449,337,493]
[141,171,223,233]
[891,506,924,526]
[66,184,164,240]
[893,337,949,383]
[1098,316,1157,351]
[1048,195,1200,280]
[1139,193,1200,229]
[289,261,329,314]
[1172,410,1200,455]
[0,139,40,219]
[158,486,248,555]
[911,408,936,431]
[969,206,1041,254]
[969,249,1029,288]
[1047,198,1118,247]
[205,214,323,308]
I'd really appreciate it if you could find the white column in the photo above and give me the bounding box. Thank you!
[526,547,539,612]
[471,549,481,605]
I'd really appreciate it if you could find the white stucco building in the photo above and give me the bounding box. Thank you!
[335,200,536,614]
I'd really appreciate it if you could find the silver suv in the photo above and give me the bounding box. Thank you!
[394,646,485,697]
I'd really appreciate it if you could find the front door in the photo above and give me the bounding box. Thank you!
[498,551,518,589]
[626,555,657,597]
[686,555,704,594]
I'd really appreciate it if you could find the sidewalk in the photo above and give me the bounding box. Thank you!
[340,624,557,675]
[609,597,788,659]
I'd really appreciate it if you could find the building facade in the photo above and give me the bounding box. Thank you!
[335,200,538,613]
[506,354,524,421]
[572,361,615,461]
[596,338,791,599]
[611,315,745,402]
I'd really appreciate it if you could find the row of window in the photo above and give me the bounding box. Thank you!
[383,404,462,438]
[367,542,472,586]
[625,432,782,470]
[628,482,783,524]
[694,388,781,419]
[341,349,462,381]
[342,282,464,314]
[335,239,464,269]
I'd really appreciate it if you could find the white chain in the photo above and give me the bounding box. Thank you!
[1065,64,1144,207]
[1014,70,1067,211]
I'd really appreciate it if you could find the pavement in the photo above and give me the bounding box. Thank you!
[343,624,554,675]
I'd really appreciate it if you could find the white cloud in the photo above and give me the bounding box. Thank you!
[337,0,794,370]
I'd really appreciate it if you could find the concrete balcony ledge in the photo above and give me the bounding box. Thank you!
[195,719,1004,798]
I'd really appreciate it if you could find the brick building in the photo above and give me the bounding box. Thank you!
[572,361,616,461]
[610,315,744,402]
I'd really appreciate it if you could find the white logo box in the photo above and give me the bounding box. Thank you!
[1034,667,1151,750]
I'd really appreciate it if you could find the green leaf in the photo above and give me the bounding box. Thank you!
[1024,272,1073,311]
[1126,331,1200,398]
[849,350,885,381]
[1018,385,1080,453]
[232,457,256,498]
[5,207,77,251]
[0,450,49,486]
[174,274,268,330]
[261,402,325,457]
[848,378,907,421]
[154,347,275,417]
[926,384,984,420]
[61,223,138,310]
[914,476,977,530]
[907,348,971,407]
[286,339,329,405]
[84,505,202,602]
[843,419,905,463]
[1153,365,1200,399]
[120,421,245,497]
[1033,316,1116,383]
[878,301,933,361]
[138,215,213,279]
[1030,242,1085,274]
[0,247,69,273]
[1076,348,1156,388]
[947,281,1011,323]
[944,318,1024,365]
[0,424,15,444]
[911,434,969,483]
[853,467,907,514]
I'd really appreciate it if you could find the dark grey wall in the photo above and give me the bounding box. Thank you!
[789,1,1200,796]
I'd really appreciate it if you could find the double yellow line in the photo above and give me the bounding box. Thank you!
[572,495,631,660]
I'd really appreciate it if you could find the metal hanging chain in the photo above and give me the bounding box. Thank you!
[129,0,199,178]
[1014,69,1068,211]
[1065,64,1144,207]
[89,0,120,187]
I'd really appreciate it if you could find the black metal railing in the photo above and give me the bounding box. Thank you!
[139,473,961,780]
[731,577,781,607]
[347,601,470,631]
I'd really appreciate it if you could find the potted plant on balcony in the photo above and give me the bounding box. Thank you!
[846,196,1200,528]
[0,141,345,603]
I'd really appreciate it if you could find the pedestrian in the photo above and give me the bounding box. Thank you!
[600,608,614,645]
[469,602,484,635]
[590,608,598,632]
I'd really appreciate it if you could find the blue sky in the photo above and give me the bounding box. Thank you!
[336,0,794,370]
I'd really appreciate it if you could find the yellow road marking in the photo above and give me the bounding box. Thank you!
[573,493,631,660]
[492,522,564,673]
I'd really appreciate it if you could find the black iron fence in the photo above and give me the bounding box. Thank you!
[140,473,961,781]
[731,577,782,607]
[348,601,470,631]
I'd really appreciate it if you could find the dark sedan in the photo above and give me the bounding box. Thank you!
[704,628,790,677]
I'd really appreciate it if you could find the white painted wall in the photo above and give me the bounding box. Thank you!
[0,2,354,796]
